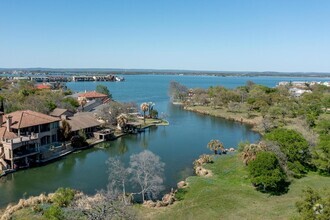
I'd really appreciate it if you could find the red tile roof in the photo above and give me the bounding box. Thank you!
[36,84,51,90]
[78,91,108,99]
[0,110,60,139]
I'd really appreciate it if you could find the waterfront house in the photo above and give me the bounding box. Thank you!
[0,110,60,171]
[63,112,102,138]
[76,91,111,112]
[77,91,109,102]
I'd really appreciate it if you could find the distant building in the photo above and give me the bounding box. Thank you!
[78,91,109,102]
[35,83,52,90]
[289,88,312,97]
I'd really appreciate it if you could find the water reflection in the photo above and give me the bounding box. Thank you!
[118,138,128,155]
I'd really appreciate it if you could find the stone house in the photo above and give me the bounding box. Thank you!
[0,110,60,170]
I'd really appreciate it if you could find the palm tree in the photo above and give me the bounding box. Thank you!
[140,102,149,124]
[116,113,128,131]
[80,98,87,112]
[207,139,224,154]
[241,141,266,165]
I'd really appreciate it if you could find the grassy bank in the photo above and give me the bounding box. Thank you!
[140,154,330,220]
[184,105,263,132]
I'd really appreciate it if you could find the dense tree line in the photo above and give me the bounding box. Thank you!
[0,80,79,114]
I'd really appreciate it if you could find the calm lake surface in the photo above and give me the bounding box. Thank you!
[1,75,329,207]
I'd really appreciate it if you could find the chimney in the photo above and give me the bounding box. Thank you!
[6,115,12,132]
[0,112,4,126]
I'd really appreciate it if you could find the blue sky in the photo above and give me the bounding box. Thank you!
[0,0,330,72]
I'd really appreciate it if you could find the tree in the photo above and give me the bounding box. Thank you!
[71,190,135,220]
[96,84,112,98]
[248,151,288,194]
[107,157,130,204]
[71,130,88,148]
[312,134,330,175]
[264,128,311,176]
[79,98,87,112]
[147,102,155,116]
[149,109,158,119]
[129,150,165,202]
[168,81,189,102]
[59,119,72,141]
[140,102,149,124]
[207,139,224,154]
[98,102,137,125]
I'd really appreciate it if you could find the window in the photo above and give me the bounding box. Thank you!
[40,124,50,132]
[50,122,59,129]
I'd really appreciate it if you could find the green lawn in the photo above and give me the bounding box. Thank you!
[140,154,330,220]
[7,154,330,220]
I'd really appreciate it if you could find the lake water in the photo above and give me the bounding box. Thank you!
[1,75,329,207]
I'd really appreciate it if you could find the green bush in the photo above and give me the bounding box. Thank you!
[44,205,64,220]
[175,188,188,201]
[248,151,288,194]
[52,187,75,207]
[71,133,88,148]
[264,128,311,175]
[296,187,330,220]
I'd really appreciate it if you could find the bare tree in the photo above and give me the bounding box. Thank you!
[107,157,130,204]
[71,190,135,220]
[129,150,165,202]
[168,81,189,102]
[97,102,137,125]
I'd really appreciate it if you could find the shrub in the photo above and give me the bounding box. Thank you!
[71,133,87,148]
[296,187,330,220]
[44,205,64,220]
[52,188,75,207]
[175,188,188,201]
[32,204,43,213]
[248,152,288,194]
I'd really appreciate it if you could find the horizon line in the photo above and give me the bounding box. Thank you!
[1,67,330,74]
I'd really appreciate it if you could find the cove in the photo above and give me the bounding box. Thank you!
[4,74,322,207]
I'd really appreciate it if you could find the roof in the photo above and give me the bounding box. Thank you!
[50,108,72,117]
[66,112,101,132]
[78,91,108,99]
[35,84,51,90]
[0,110,60,139]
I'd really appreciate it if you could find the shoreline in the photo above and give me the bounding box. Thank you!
[183,105,263,133]
[0,120,169,179]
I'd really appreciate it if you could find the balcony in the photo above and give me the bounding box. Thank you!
[13,148,39,160]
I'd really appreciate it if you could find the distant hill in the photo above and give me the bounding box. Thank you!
[0,67,330,77]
